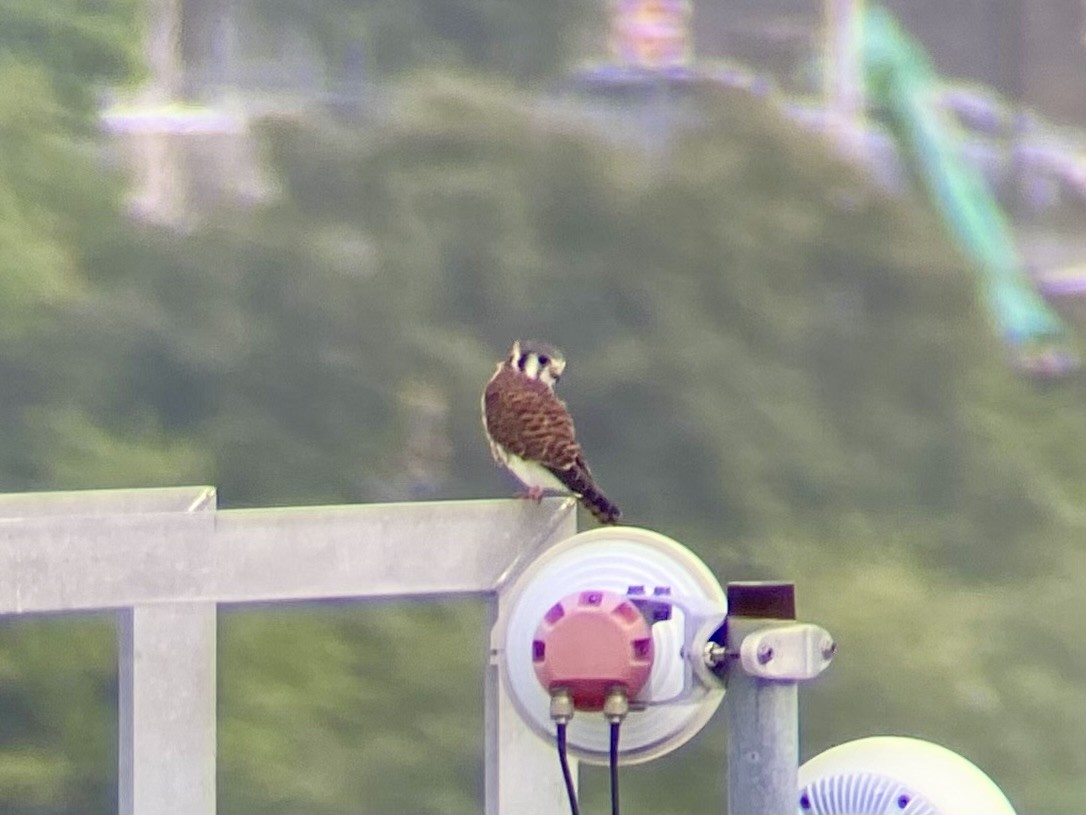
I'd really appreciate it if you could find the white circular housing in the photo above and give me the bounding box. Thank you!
[495,526,726,764]
[798,736,1017,815]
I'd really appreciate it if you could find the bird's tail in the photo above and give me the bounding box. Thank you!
[580,485,621,525]
[550,462,622,525]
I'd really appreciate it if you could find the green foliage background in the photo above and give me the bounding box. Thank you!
[0,1,1083,813]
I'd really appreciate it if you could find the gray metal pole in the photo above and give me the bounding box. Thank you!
[723,582,798,815]
[485,506,579,815]
[118,488,218,815]
[118,602,217,815]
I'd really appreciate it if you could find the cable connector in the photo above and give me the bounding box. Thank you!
[550,687,575,724]
[603,686,629,724]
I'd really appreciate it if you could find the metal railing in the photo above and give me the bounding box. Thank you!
[0,486,576,815]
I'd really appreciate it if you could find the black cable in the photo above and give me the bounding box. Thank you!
[609,719,621,815]
[556,721,581,815]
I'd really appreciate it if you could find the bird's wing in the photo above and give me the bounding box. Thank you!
[484,368,584,473]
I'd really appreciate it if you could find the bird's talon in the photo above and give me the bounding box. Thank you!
[515,486,545,502]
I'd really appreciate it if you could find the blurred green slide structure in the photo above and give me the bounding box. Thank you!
[860,5,1078,375]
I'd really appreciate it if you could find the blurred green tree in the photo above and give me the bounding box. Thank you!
[0,0,141,120]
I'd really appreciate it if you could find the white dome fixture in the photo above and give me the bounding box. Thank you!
[798,736,1017,815]
[494,526,729,764]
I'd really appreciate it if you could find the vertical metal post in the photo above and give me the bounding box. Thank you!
[485,599,580,815]
[485,509,578,815]
[118,604,218,815]
[118,491,217,815]
[723,582,798,815]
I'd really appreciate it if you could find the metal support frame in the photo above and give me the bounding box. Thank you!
[486,595,581,815]
[0,487,576,815]
[724,617,798,815]
[723,582,803,815]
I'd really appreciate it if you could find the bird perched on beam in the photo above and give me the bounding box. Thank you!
[482,340,621,524]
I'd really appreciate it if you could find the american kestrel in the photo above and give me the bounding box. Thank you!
[482,340,621,524]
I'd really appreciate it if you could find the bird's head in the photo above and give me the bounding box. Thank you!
[508,340,565,388]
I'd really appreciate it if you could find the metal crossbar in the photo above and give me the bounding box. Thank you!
[0,487,577,815]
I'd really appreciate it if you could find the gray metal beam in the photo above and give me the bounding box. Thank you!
[0,485,216,518]
[0,497,572,614]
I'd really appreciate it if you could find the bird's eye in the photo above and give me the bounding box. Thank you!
[538,354,550,366]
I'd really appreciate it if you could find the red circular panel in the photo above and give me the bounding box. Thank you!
[532,590,655,710]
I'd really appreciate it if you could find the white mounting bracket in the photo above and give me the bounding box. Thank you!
[738,623,835,681]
